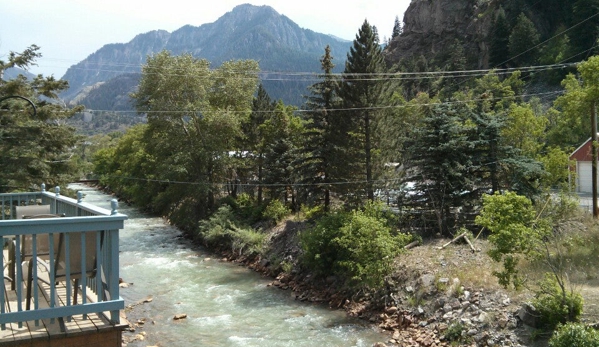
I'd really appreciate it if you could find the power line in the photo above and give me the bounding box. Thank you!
[81,90,564,115]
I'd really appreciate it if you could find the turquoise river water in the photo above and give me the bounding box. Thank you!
[69,184,387,347]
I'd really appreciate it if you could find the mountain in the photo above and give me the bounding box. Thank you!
[62,4,351,108]
[385,0,585,71]
[2,67,36,81]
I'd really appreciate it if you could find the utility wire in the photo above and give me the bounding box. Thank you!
[78,90,563,115]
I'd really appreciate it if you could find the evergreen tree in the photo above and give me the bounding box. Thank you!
[489,8,511,68]
[340,20,387,202]
[241,84,276,202]
[508,13,540,66]
[260,102,304,207]
[402,103,476,236]
[392,16,402,39]
[299,45,344,211]
[571,0,599,57]
[0,45,83,192]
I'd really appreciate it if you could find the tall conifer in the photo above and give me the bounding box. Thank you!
[340,20,386,201]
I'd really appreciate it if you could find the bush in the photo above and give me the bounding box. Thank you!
[198,205,265,256]
[549,323,599,347]
[234,193,266,223]
[263,199,290,224]
[532,275,584,331]
[300,204,324,220]
[300,203,412,289]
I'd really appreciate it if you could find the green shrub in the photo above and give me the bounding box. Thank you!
[263,199,290,224]
[300,210,350,275]
[533,275,584,331]
[444,322,466,343]
[234,193,266,223]
[475,191,550,289]
[198,205,265,256]
[300,204,412,289]
[549,323,599,347]
[300,204,324,220]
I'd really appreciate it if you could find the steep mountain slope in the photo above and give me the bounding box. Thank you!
[385,0,588,70]
[61,4,350,107]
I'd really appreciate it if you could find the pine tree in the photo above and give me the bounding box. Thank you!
[508,13,540,66]
[299,45,344,210]
[242,84,276,202]
[489,8,511,68]
[392,16,402,39]
[571,0,599,56]
[0,45,83,192]
[340,20,387,201]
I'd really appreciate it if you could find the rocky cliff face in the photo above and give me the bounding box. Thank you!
[385,0,494,68]
[61,4,350,106]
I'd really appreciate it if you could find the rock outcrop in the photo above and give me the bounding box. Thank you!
[385,0,494,69]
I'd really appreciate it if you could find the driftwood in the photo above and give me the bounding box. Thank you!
[437,232,479,252]
[404,240,421,250]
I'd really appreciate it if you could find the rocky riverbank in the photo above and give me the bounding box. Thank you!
[215,221,537,347]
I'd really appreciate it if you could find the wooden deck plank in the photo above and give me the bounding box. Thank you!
[36,281,67,338]
[5,286,40,342]
[0,284,16,342]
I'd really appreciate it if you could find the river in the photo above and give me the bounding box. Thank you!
[69,184,387,347]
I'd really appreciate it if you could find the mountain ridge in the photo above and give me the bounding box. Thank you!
[61,4,351,106]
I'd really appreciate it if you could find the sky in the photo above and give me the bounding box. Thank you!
[0,0,412,78]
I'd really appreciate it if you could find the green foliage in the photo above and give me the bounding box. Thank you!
[197,205,265,256]
[444,322,468,344]
[508,13,540,66]
[300,202,412,289]
[549,323,599,347]
[340,19,388,201]
[230,193,266,224]
[298,45,346,211]
[548,56,599,149]
[476,192,549,289]
[300,204,325,220]
[0,45,84,192]
[263,199,290,224]
[533,275,584,331]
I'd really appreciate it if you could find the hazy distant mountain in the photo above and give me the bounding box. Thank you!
[2,67,36,80]
[62,4,351,108]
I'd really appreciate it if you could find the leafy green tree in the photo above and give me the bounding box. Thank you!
[130,51,259,223]
[502,103,547,158]
[548,55,599,149]
[340,20,387,201]
[476,191,548,289]
[0,45,83,192]
[300,201,412,289]
[508,13,540,66]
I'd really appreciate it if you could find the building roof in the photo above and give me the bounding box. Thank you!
[570,137,594,162]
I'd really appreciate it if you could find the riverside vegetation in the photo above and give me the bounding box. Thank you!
[4,1,599,345]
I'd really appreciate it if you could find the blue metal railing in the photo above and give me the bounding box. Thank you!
[0,185,127,330]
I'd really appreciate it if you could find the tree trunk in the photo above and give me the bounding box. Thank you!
[365,112,374,201]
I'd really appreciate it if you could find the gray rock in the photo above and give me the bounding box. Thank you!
[517,303,539,328]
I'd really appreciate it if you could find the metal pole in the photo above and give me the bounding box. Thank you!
[592,102,598,218]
